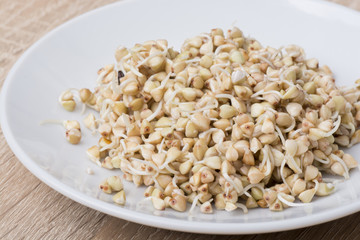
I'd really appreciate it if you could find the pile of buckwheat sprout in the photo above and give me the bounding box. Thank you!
[53,27,360,214]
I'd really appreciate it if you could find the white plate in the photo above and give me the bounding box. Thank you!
[2,0,360,234]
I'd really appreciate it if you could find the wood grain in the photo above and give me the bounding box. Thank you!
[0,0,360,239]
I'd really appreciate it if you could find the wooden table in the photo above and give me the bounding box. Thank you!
[1,0,360,239]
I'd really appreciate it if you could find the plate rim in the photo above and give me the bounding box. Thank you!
[1,0,360,234]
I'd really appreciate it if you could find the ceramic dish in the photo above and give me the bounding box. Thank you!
[1,0,360,234]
